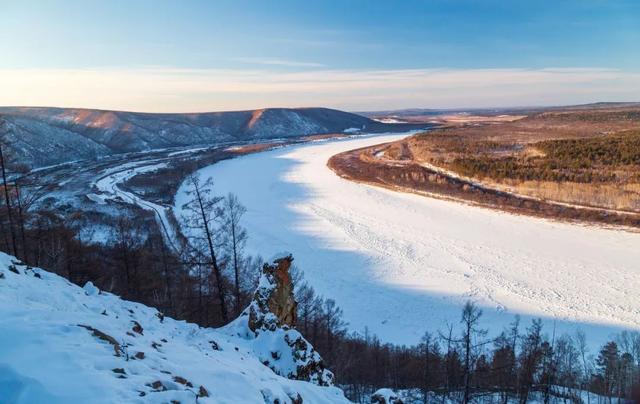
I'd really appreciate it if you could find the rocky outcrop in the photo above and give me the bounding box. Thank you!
[248,254,297,332]
[229,254,334,386]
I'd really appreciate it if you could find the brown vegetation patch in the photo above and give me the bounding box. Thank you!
[340,105,640,225]
[328,143,640,229]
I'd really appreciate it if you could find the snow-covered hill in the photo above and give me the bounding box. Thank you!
[0,106,383,169]
[0,252,349,403]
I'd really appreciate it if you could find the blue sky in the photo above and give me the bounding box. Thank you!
[1,0,639,111]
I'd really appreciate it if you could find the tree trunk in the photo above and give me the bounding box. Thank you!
[0,144,17,257]
[194,183,228,323]
[14,181,28,262]
[231,222,241,315]
[463,320,471,403]
[159,239,174,315]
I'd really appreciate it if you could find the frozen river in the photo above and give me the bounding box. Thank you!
[174,133,640,346]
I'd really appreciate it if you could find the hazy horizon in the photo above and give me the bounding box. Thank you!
[2,98,640,116]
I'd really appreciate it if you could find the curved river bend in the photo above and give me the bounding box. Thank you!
[174,134,640,346]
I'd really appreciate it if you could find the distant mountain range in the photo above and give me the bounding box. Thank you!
[359,102,640,118]
[0,106,418,169]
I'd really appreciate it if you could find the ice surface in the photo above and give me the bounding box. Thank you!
[174,134,640,347]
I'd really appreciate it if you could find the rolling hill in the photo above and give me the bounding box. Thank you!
[0,106,405,169]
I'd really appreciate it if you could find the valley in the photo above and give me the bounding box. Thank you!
[3,109,639,402]
[5,104,425,248]
[4,1,640,401]
[172,132,640,348]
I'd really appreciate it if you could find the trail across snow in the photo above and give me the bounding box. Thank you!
[174,134,640,346]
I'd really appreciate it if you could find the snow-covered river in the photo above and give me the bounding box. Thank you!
[174,133,640,346]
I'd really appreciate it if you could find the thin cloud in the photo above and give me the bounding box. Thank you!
[0,67,638,112]
[232,57,326,68]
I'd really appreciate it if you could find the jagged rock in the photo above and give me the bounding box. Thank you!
[147,380,166,391]
[173,376,193,387]
[198,385,209,398]
[131,320,144,335]
[230,254,334,387]
[289,392,303,404]
[248,255,297,332]
[371,388,403,404]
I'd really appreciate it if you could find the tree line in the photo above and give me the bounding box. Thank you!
[308,300,640,403]
[1,142,638,403]
[450,130,640,185]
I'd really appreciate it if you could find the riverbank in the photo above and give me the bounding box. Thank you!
[327,141,640,230]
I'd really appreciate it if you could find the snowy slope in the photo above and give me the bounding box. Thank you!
[174,133,640,348]
[0,252,349,403]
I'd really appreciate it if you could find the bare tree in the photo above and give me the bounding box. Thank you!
[323,298,347,360]
[420,331,439,401]
[111,216,147,298]
[222,193,247,315]
[181,174,229,323]
[12,177,50,263]
[576,329,592,404]
[441,322,455,403]
[0,143,17,257]
[542,322,557,404]
[518,319,544,404]
[460,301,485,403]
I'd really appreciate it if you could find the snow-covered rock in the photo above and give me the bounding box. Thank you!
[83,281,100,296]
[0,252,350,403]
[371,388,403,404]
[224,254,335,387]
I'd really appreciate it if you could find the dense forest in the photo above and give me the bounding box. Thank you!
[451,130,640,184]
[1,141,639,403]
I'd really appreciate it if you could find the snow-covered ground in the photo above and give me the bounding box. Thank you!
[0,252,349,403]
[174,134,640,347]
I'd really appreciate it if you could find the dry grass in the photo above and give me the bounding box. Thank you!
[398,106,640,213]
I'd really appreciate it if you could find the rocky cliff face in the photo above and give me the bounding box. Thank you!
[226,254,334,387]
[248,255,297,331]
